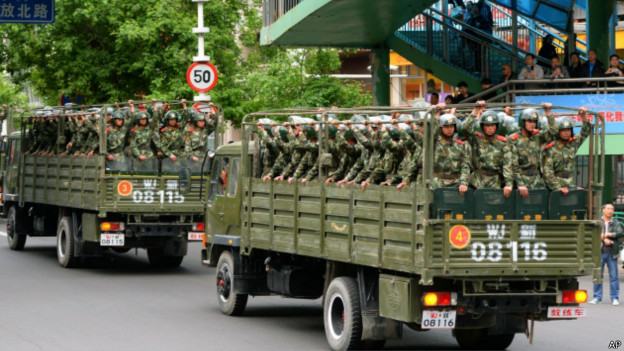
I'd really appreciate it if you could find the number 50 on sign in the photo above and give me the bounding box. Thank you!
[186,62,218,92]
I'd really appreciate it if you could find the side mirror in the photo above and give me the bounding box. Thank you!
[179,167,191,194]
[207,150,215,159]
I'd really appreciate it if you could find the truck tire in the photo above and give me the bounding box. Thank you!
[147,247,184,268]
[454,328,515,350]
[57,216,81,268]
[7,206,26,250]
[216,250,248,316]
[324,277,363,351]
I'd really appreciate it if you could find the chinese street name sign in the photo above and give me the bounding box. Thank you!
[0,0,54,24]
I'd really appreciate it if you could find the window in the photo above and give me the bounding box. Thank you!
[227,158,240,197]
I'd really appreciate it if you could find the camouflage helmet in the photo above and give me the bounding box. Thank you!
[557,116,574,130]
[193,113,208,123]
[439,114,459,128]
[304,125,317,139]
[165,111,180,121]
[147,105,155,117]
[480,110,499,125]
[88,113,99,122]
[136,111,150,120]
[519,108,541,129]
[278,126,289,142]
[327,124,337,139]
[387,125,400,140]
[106,107,115,115]
[111,111,124,120]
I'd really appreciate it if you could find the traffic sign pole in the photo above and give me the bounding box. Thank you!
[192,0,213,102]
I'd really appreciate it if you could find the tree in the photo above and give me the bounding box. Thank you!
[0,0,370,124]
[0,76,28,107]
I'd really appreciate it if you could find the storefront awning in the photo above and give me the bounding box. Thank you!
[576,134,624,156]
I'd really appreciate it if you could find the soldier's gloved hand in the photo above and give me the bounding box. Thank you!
[459,185,468,195]
[397,182,408,192]
[503,186,512,198]
[288,177,295,185]
[518,186,529,199]
[107,154,115,161]
[560,187,569,196]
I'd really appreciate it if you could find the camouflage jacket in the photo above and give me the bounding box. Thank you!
[431,137,472,188]
[355,131,385,183]
[257,130,280,170]
[331,142,363,181]
[542,120,591,190]
[184,126,210,158]
[157,126,184,157]
[463,114,514,188]
[366,132,405,184]
[107,121,133,156]
[280,133,307,178]
[293,140,319,180]
[509,113,557,188]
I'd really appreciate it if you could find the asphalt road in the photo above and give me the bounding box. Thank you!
[0,218,622,351]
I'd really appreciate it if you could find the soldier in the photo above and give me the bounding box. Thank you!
[256,121,280,177]
[83,112,101,158]
[290,123,319,184]
[431,113,471,194]
[462,102,514,197]
[361,122,405,190]
[184,113,211,162]
[274,122,306,182]
[509,103,558,198]
[156,110,184,163]
[106,111,132,162]
[352,121,385,186]
[331,125,365,186]
[62,112,90,157]
[262,125,291,183]
[129,101,158,161]
[304,123,341,185]
[542,108,590,195]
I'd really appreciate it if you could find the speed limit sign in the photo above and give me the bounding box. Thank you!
[186,62,218,92]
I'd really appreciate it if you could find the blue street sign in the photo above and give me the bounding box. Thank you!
[0,0,54,24]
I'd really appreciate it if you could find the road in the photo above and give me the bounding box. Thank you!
[0,218,622,351]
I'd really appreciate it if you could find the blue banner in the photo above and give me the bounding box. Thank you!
[516,94,624,134]
[0,0,54,24]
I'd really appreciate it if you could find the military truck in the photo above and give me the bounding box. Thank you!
[5,101,218,268]
[202,105,604,350]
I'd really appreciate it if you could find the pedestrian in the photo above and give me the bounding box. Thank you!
[545,56,569,89]
[583,49,605,88]
[429,92,440,105]
[537,35,558,66]
[452,81,474,104]
[590,203,624,306]
[604,54,624,87]
[479,78,497,100]
[518,53,544,91]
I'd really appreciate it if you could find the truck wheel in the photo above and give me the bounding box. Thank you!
[147,247,184,268]
[454,328,515,350]
[7,206,26,250]
[57,216,81,268]
[324,277,362,351]
[216,250,248,316]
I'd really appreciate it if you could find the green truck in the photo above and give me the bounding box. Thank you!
[5,102,216,268]
[202,106,604,350]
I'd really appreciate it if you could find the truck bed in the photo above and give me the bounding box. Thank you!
[242,177,601,284]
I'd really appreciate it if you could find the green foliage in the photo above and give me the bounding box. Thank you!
[0,76,27,107]
[0,0,370,125]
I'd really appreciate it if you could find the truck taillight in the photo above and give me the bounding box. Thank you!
[562,290,587,304]
[193,222,205,231]
[100,222,125,232]
[423,292,457,307]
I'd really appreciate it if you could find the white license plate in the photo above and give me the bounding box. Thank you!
[421,310,456,329]
[100,234,125,247]
[547,306,586,318]
[188,232,204,241]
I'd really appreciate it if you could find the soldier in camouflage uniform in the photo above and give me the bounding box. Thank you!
[274,122,306,182]
[291,123,319,184]
[256,121,280,177]
[62,112,91,157]
[305,123,341,185]
[431,113,471,194]
[155,110,184,163]
[329,126,364,186]
[361,122,405,190]
[462,102,514,197]
[509,103,558,198]
[184,113,212,162]
[542,108,590,194]
[351,122,385,186]
[83,112,101,158]
[262,125,291,183]
[25,113,44,155]
[106,111,132,162]
[129,101,158,161]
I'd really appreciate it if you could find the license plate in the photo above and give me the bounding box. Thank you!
[547,306,586,319]
[188,232,204,241]
[421,310,456,329]
[100,234,125,247]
